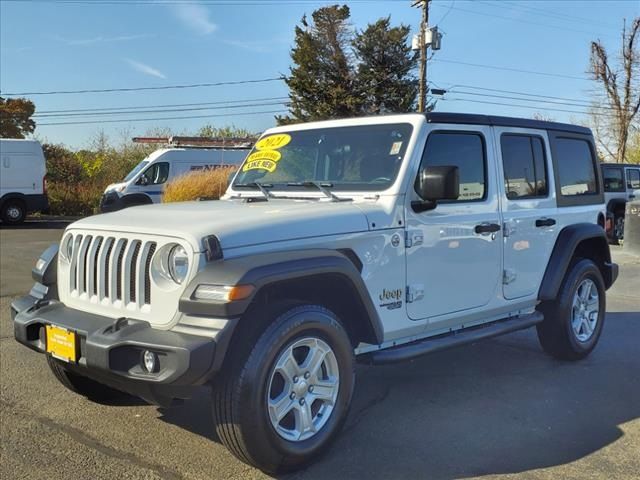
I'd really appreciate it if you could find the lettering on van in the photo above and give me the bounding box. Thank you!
[190,165,230,171]
[379,288,403,311]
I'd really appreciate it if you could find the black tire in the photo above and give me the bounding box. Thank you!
[1,199,26,224]
[612,213,625,246]
[536,258,606,361]
[212,304,355,474]
[46,355,128,402]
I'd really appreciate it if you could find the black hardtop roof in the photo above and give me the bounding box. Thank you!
[426,112,592,135]
[601,162,640,168]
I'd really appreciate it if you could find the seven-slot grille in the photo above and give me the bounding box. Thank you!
[69,235,157,308]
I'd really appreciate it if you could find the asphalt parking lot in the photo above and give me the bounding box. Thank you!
[1,220,639,480]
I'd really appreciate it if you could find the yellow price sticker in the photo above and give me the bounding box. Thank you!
[246,150,282,163]
[243,159,278,173]
[256,133,291,151]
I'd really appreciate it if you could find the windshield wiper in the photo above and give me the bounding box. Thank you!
[234,182,275,200]
[287,181,352,202]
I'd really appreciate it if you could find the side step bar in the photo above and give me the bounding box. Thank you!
[361,312,544,365]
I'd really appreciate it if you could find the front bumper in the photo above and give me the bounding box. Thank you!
[11,296,224,406]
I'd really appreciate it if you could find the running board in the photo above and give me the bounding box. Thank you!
[361,312,544,365]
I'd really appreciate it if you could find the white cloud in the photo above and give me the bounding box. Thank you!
[125,59,166,79]
[54,33,153,46]
[173,3,217,35]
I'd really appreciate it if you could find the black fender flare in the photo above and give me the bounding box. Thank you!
[179,249,384,344]
[0,192,27,209]
[538,223,616,301]
[121,193,153,207]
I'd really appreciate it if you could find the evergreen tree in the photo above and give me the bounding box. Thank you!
[277,5,361,124]
[353,17,418,114]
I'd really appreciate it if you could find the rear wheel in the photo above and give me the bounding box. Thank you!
[536,258,605,361]
[212,304,355,473]
[1,199,26,224]
[613,213,625,245]
[46,356,128,402]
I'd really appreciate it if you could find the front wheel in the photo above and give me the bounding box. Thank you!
[212,304,355,473]
[536,258,606,361]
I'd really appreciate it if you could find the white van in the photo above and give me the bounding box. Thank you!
[100,147,247,212]
[0,139,49,224]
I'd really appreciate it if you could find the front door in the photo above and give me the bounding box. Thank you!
[131,161,170,203]
[626,167,640,201]
[405,126,502,321]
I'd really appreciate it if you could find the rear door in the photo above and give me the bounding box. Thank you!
[626,167,640,201]
[495,128,558,299]
[405,126,502,321]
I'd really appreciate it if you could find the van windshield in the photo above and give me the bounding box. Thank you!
[232,123,413,191]
[124,160,149,182]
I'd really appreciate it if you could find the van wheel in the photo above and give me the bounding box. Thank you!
[212,304,355,473]
[612,214,624,245]
[46,356,128,403]
[536,259,605,361]
[1,199,26,224]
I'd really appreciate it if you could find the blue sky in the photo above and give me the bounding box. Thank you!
[1,0,637,148]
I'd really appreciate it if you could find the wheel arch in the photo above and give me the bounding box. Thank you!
[607,198,627,214]
[538,223,616,301]
[120,193,153,207]
[0,192,27,209]
[179,249,384,348]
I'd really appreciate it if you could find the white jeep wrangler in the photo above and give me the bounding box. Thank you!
[12,113,618,473]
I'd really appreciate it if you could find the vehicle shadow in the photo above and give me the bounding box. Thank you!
[156,311,640,479]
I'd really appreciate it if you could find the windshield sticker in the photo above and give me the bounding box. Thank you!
[389,141,403,155]
[256,133,291,151]
[242,159,278,173]
[246,150,282,163]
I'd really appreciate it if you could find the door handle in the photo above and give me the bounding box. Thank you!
[474,223,501,234]
[535,218,556,227]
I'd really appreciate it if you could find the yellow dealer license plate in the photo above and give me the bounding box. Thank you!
[45,325,77,363]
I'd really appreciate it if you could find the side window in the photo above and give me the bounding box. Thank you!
[554,138,598,196]
[419,131,486,202]
[603,167,625,192]
[501,134,548,199]
[627,169,640,189]
[142,162,170,185]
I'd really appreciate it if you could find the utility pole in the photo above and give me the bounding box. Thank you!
[414,0,430,113]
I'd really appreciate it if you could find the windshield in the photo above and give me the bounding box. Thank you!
[232,123,413,191]
[124,160,149,182]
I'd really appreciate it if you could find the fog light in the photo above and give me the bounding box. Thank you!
[142,350,157,373]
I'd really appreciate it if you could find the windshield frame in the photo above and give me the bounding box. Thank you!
[124,160,150,182]
[229,119,418,196]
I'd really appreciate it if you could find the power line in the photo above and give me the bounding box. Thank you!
[452,90,616,112]
[35,96,289,114]
[36,109,287,126]
[1,77,283,96]
[442,97,612,117]
[433,58,589,81]
[33,100,289,118]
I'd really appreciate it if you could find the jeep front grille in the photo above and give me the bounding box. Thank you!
[69,235,157,308]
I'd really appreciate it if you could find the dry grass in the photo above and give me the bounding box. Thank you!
[162,167,236,203]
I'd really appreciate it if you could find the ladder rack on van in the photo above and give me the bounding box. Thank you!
[132,136,256,149]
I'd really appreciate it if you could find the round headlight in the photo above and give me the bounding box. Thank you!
[168,245,189,284]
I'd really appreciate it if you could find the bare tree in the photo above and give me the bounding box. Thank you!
[590,18,640,163]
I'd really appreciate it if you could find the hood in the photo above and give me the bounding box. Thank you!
[69,199,372,252]
[104,182,127,194]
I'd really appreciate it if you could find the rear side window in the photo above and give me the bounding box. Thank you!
[554,138,598,196]
[501,134,548,199]
[419,131,486,202]
[628,169,640,189]
[603,167,625,192]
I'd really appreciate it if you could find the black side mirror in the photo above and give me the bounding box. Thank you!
[412,165,459,212]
